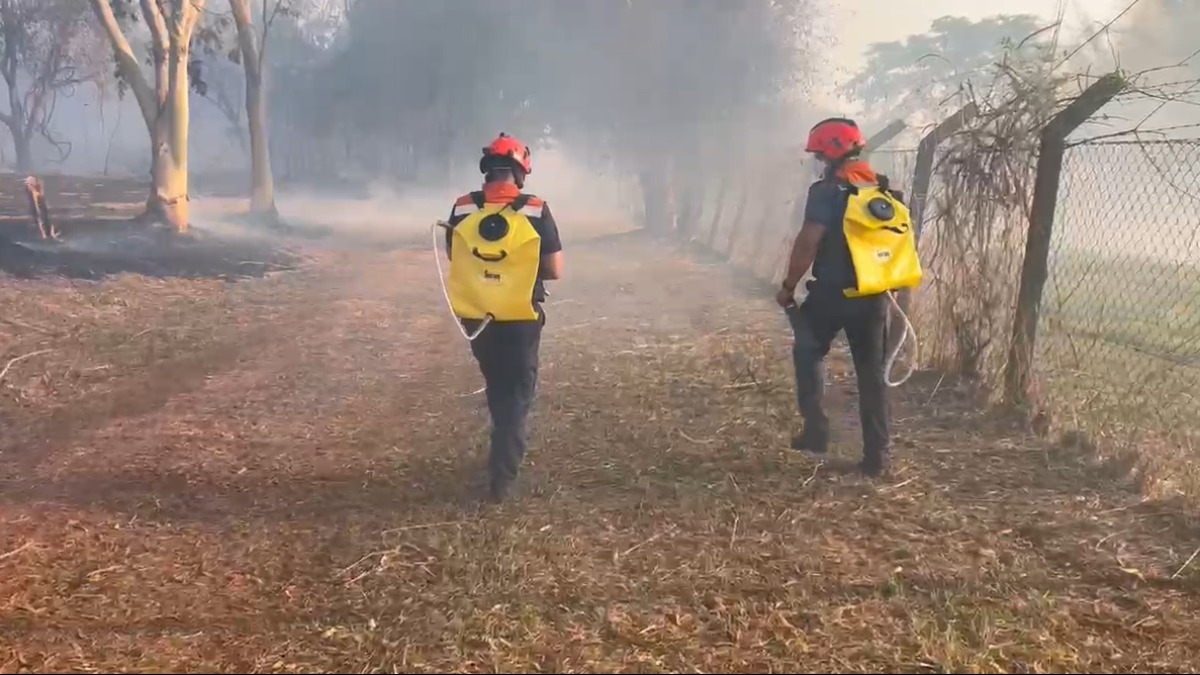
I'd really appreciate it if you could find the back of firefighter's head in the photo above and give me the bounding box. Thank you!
[805,118,866,167]
[480,133,533,188]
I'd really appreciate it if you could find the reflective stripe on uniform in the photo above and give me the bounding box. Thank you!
[452,202,480,217]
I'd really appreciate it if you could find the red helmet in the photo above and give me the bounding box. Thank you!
[805,118,865,161]
[481,132,532,175]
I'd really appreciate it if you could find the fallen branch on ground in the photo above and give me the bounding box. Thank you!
[0,349,53,383]
[0,541,35,561]
[1172,545,1200,579]
[0,317,58,335]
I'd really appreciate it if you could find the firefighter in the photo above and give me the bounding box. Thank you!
[443,133,564,502]
[776,118,894,478]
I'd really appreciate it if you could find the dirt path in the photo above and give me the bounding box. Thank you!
[2,231,1199,673]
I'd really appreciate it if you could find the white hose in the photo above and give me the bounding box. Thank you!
[432,221,491,341]
[884,290,917,387]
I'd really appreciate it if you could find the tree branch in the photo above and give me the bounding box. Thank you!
[141,0,170,52]
[0,6,18,89]
[181,0,209,36]
[89,0,157,130]
[140,0,170,109]
[259,0,285,71]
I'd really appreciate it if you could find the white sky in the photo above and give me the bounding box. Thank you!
[821,0,1131,106]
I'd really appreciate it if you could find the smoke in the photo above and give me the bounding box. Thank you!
[1076,0,1200,135]
[256,144,639,245]
[179,142,642,251]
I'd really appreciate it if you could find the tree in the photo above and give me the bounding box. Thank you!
[89,0,209,233]
[0,0,103,172]
[843,14,1046,126]
[227,0,296,218]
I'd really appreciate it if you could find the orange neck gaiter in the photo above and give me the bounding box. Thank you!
[834,160,878,184]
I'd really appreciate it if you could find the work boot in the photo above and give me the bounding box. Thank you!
[487,474,514,504]
[858,452,892,479]
[791,421,830,457]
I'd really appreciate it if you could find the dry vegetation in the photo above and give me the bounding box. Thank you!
[899,59,1200,511]
[1,177,1200,673]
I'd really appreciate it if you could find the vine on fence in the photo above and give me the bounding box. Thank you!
[919,45,1069,387]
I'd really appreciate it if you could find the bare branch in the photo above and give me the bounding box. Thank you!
[181,0,209,35]
[259,0,287,70]
[140,0,170,53]
[90,0,157,130]
[0,349,52,383]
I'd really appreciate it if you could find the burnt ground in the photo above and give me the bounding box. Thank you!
[2,178,1200,673]
[0,174,301,281]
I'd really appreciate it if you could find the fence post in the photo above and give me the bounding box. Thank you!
[1003,72,1126,406]
[882,104,979,359]
[910,103,977,234]
[863,120,907,158]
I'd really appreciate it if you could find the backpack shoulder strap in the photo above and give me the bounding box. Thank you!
[833,176,865,196]
[509,193,532,213]
[863,174,907,203]
[469,191,485,209]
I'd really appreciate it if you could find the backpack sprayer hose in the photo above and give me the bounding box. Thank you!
[432,221,492,341]
[884,290,917,387]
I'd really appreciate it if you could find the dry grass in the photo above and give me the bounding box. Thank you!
[1,180,1200,672]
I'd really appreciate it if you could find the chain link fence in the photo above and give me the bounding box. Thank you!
[1039,139,1200,495]
[866,148,919,196]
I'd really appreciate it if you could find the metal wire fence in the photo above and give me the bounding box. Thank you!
[866,148,919,197]
[1038,139,1200,491]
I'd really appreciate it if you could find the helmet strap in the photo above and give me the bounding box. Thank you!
[822,156,844,180]
[822,148,865,180]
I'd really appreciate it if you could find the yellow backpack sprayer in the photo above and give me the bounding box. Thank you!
[433,192,543,340]
[840,177,923,386]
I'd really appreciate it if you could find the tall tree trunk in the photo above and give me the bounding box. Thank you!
[230,0,277,218]
[12,130,32,173]
[145,39,192,232]
[245,67,275,215]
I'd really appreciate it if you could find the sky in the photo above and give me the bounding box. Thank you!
[821,0,1131,107]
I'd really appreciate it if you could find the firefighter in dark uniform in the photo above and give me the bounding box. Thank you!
[777,118,891,478]
[445,134,564,502]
